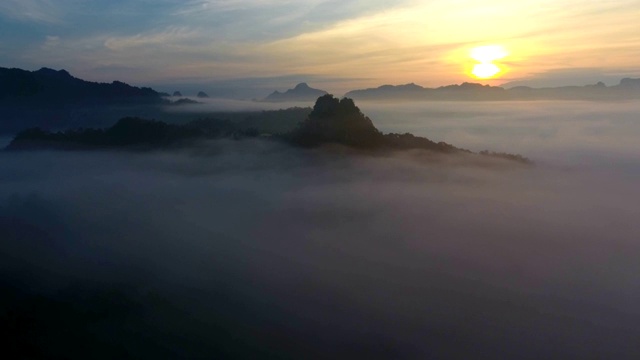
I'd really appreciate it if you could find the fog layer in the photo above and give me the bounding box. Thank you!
[164,97,315,113]
[360,100,640,169]
[1,101,639,358]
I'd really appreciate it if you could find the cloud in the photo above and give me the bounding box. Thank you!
[177,0,305,13]
[103,26,200,51]
[0,0,64,23]
[41,35,61,49]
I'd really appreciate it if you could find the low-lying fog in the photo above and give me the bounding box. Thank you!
[164,97,314,112]
[359,100,640,171]
[2,101,639,358]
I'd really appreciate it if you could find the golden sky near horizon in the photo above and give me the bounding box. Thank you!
[1,0,639,91]
[258,0,640,87]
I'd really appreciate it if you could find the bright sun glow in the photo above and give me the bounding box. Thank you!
[470,45,508,79]
[472,63,500,78]
[470,45,508,62]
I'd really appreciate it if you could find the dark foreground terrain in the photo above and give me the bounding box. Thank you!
[6,95,531,165]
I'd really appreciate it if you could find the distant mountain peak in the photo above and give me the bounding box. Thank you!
[263,83,328,102]
[344,83,427,99]
[618,78,640,89]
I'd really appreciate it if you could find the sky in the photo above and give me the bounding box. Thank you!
[1,0,639,94]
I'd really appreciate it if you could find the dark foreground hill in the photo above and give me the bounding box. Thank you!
[6,95,531,164]
[4,117,249,151]
[0,67,161,101]
[289,95,460,153]
[0,67,166,134]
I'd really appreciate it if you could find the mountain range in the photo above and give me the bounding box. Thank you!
[0,67,166,134]
[344,79,640,100]
[1,66,638,134]
[263,82,328,102]
[6,94,532,165]
[0,67,161,102]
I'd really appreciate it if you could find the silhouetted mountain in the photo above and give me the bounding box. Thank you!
[289,95,531,163]
[291,95,383,147]
[345,78,640,101]
[5,117,256,151]
[197,91,209,98]
[290,95,460,152]
[6,95,531,164]
[346,83,430,100]
[346,82,505,100]
[0,67,166,134]
[264,83,328,102]
[436,82,506,97]
[173,91,183,97]
[503,78,640,100]
[616,78,640,90]
[0,67,161,101]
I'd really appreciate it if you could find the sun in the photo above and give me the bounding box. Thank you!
[472,63,500,78]
[469,45,508,79]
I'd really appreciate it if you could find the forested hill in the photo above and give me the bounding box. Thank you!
[0,67,166,134]
[6,94,532,164]
[0,67,161,102]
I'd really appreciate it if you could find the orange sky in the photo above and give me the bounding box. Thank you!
[2,0,639,93]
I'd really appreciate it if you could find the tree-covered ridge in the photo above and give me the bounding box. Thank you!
[291,95,383,147]
[0,67,170,134]
[5,95,532,164]
[289,94,530,163]
[5,117,254,151]
[203,107,312,135]
[0,67,161,102]
[383,132,461,153]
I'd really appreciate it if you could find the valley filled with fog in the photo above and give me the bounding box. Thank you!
[2,100,639,358]
[360,100,640,169]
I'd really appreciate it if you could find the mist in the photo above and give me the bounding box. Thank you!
[358,100,640,168]
[2,101,640,358]
[164,97,315,113]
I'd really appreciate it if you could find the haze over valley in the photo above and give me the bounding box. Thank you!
[2,1,640,358]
